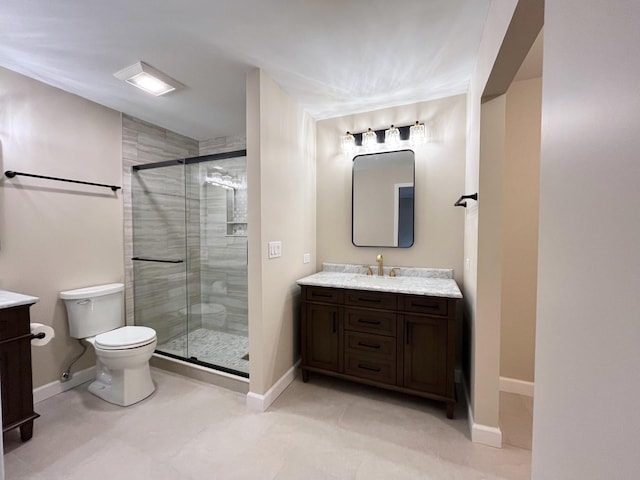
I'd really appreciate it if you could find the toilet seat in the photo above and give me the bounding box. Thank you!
[95,326,156,350]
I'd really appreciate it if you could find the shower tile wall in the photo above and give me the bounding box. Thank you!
[199,134,246,156]
[123,115,199,343]
[124,116,247,346]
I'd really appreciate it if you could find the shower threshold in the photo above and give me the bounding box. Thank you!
[157,328,249,378]
[154,351,249,378]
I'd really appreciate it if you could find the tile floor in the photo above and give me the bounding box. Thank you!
[3,369,532,479]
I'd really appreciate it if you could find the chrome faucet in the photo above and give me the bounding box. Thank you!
[376,254,383,276]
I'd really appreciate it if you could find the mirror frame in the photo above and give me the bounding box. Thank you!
[351,149,415,248]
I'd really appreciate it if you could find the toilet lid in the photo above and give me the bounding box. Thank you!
[95,326,156,350]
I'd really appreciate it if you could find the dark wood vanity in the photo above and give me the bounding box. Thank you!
[300,285,458,418]
[0,303,39,441]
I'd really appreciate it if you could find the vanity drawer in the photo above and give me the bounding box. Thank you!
[345,331,396,360]
[345,289,397,310]
[402,295,448,316]
[304,286,343,304]
[344,353,396,385]
[344,308,397,336]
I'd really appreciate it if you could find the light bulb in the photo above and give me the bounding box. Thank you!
[409,121,426,145]
[362,128,378,150]
[341,131,355,154]
[385,125,401,146]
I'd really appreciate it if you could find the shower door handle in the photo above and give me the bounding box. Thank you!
[132,257,184,263]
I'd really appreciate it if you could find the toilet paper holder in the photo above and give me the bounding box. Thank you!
[0,331,46,345]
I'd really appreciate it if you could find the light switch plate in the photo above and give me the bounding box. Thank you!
[268,241,282,259]
[303,253,311,264]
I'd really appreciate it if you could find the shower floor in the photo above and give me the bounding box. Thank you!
[158,328,249,375]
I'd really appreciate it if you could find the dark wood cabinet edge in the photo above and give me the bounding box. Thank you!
[300,366,456,405]
[2,412,40,433]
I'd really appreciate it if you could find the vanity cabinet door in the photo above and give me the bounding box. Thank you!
[302,303,340,373]
[402,315,448,396]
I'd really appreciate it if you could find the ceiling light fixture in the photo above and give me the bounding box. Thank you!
[114,61,182,96]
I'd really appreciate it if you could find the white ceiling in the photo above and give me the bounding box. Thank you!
[0,0,492,141]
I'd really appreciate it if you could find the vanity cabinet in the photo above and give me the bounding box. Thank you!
[301,303,341,373]
[0,303,39,441]
[301,285,457,418]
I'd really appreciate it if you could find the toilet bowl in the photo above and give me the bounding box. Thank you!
[60,283,157,407]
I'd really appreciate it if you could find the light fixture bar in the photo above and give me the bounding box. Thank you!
[348,125,412,146]
[114,61,183,96]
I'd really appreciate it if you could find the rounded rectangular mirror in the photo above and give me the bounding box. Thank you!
[352,150,415,247]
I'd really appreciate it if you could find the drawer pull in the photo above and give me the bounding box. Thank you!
[357,319,381,325]
[312,292,333,298]
[358,297,381,303]
[358,364,381,373]
[357,341,380,349]
[412,302,437,309]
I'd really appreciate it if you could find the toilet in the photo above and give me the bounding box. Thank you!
[59,283,157,406]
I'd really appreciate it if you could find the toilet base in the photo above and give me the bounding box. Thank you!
[89,340,157,406]
[89,362,155,406]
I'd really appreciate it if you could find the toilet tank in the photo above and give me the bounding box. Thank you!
[59,283,124,339]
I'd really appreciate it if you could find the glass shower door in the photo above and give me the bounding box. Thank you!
[132,161,189,359]
[183,158,249,375]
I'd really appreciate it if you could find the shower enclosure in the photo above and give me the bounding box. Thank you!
[131,151,248,377]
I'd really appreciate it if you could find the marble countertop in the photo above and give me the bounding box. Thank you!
[0,290,39,309]
[297,264,462,299]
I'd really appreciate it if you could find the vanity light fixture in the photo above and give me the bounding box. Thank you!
[362,128,378,150]
[114,61,183,96]
[341,121,429,153]
[341,131,356,153]
[385,124,401,146]
[409,121,427,145]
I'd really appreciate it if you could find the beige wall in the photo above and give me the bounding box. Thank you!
[500,77,541,383]
[246,69,316,395]
[0,66,123,388]
[316,95,466,283]
[464,0,517,438]
[532,0,640,477]
[476,95,507,433]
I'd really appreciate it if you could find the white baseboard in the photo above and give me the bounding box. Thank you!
[246,361,299,412]
[33,366,96,404]
[499,376,534,397]
[461,375,503,448]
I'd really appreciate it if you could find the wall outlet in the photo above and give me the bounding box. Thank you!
[465,258,471,271]
[268,241,282,259]
[303,253,311,264]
